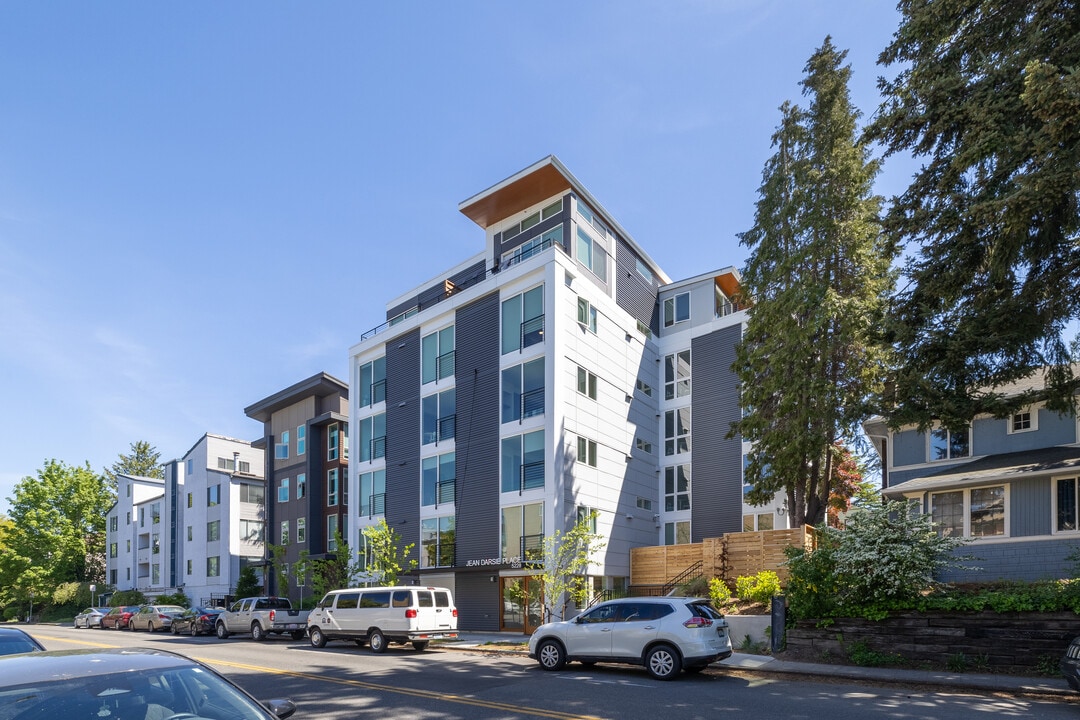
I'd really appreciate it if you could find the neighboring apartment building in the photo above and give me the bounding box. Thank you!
[346,156,782,633]
[245,372,349,601]
[105,434,265,605]
[866,367,1080,582]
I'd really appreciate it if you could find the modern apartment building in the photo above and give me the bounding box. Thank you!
[245,372,349,601]
[346,156,782,632]
[105,434,265,606]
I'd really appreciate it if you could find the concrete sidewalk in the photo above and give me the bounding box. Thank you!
[440,632,1074,698]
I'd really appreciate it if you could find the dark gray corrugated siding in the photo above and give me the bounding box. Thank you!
[453,292,502,572]
[690,324,744,540]
[385,330,421,539]
[455,571,502,632]
[615,239,659,331]
[494,193,570,262]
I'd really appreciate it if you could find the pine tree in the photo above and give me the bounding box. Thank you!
[733,38,895,527]
[866,0,1080,428]
[105,440,163,487]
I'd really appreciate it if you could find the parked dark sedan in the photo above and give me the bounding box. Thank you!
[0,648,296,718]
[1062,635,1080,691]
[100,605,140,630]
[171,606,223,636]
[0,627,44,655]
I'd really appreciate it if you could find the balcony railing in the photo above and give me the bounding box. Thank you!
[438,414,456,442]
[520,533,544,563]
[437,479,456,506]
[370,436,386,460]
[520,315,544,349]
[371,379,386,405]
[521,388,544,419]
[520,461,544,492]
[437,350,455,380]
[423,541,456,568]
[367,493,386,518]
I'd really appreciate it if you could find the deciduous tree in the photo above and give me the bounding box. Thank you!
[538,511,606,622]
[362,519,417,586]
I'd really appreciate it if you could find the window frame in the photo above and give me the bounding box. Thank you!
[663,292,690,327]
[1007,409,1038,434]
[278,477,289,504]
[928,424,971,462]
[929,484,1008,538]
[576,436,598,468]
[297,425,306,455]
[576,365,598,400]
[664,350,691,400]
[576,297,598,334]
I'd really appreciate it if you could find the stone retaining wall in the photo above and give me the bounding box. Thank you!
[784,612,1080,673]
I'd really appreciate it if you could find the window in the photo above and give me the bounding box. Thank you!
[280,520,290,545]
[503,226,562,268]
[186,560,192,576]
[421,516,455,568]
[665,465,691,511]
[217,456,248,472]
[186,492,193,508]
[297,473,306,499]
[422,452,456,507]
[576,228,608,281]
[297,518,306,544]
[327,515,339,551]
[342,422,349,459]
[744,513,774,531]
[297,425,306,455]
[636,497,654,511]
[240,483,264,504]
[151,502,160,525]
[931,486,1007,538]
[186,459,193,475]
[502,430,545,493]
[664,350,691,399]
[576,366,597,400]
[360,357,387,406]
[1059,478,1080,532]
[1009,410,1037,434]
[501,502,544,562]
[665,408,691,455]
[329,423,341,461]
[359,413,387,461]
[126,539,131,552]
[152,534,159,554]
[207,556,220,578]
[278,477,289,503]
[360,469,386,517]
[502,285,545,354]
[186,526,192,542]
[636,379,653,397]
[664,521,691,545]
[422,388,456,444]
[929,425,970,461]
[577,436,598,467]
[422,326,455,384]
[240,519,264,542]
[109,542,117,558]
[328,468,340,506]
[663,292,690,327]
[152,564,160,584]
[576,505,598,532]
[207,520,220,542]
[502,357,545,422]
[207,485,220,506]
[109,516,118,532]
[275,430,290,460]
[126,511,130,525]
[577,297,597,333]
[635,258,654,283]
[140,507,145,527]
[636,438,654,454]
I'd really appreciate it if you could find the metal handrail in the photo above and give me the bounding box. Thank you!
[662,560,704,596]
[520,461,544,492]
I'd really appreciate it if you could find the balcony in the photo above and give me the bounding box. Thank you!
[366,493,386,518]
[370,436,386,460]
[437,479,456,506]
[520,534,544,563]
[520,388,544,419]
[519,461,544,492]
[520,315,544,349]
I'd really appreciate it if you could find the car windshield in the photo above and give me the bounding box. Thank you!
[0,665,270,720]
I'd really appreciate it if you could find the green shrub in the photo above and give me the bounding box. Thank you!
[848,640,906,667]
[678,575,710,598]
[945,652,969,672]
[2,607,19,622]
[709,577,733,609]
[110,589,148,607]
[153,592,190,608]
[735,571,782,605]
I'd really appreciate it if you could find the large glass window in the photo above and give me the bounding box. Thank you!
[275,430,290,460]
[422,388,456,444]
[502,285,545,354]
[240,519,264,542]
[206,520,220,542]
[502,357,545,423]
[421,516,456,568]
[422,326,455,384]
[360,469,386,517]
[278,478,289,503]
[664,350,691,399]
[929,425,970,461]
[931,486,1005,538]
[359,413,387,461]
[360,356,387,406]
[576,228,607,281]
[328,423,341,461]
[665,465,691,511]
[501,502,544,562]
[297,425,306,455]
[663,292,690,327]
[328,468,340,507]
[665,408,691,456]
[501,430,545,492]
[664,521,691,545]
[422,452,456,507]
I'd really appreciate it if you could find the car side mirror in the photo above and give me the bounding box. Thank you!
[264,699,297,719]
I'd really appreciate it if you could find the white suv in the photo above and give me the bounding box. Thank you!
[528,596,732,680]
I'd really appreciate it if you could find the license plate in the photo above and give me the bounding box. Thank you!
[286,624,298,629]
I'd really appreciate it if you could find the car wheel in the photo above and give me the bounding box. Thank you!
[171,623,179,635]
[148,622,156,633]
[191,624,199,637]
[368,629,387,654]
[251,623,266,642]
[537,639,566,671]
[291,630,305,641]
[216,623,230,640]
[412,641,429,651]
[309,627,326,648]
[645,644,682,681]
[129,620,137,631]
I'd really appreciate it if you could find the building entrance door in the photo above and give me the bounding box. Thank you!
[500,576,543,634]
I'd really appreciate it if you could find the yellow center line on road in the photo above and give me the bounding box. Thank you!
[34,633,119,648]
[202,658,603,720]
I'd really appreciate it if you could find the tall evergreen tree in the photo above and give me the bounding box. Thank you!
[866,0,1080,429]
[733,38,895,527]
[105,440,163,486]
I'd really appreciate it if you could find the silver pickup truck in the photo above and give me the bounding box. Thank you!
[214,597,310,641]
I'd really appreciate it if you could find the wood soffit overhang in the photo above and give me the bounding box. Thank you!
[459,163,572,229]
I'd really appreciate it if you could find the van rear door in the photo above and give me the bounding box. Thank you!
[433,589,457,631]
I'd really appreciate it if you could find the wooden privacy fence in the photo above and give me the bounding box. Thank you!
[630,527,818,589]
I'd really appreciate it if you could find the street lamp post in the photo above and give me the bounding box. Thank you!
[90,584,97,607]
[27,590,33,624]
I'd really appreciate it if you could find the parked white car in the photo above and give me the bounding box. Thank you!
[307,586,458,652]
[528,596,732,680]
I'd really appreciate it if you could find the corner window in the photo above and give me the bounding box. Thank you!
[501,429,545,493]
[502,358,545,423]
[664,350,691,399]
[502,285,544,354]
[663,292,690,327]
[576,228,608,282]
[576,298,598,333]
[360,357,387,406]
[422,326,455,384]
[929,425,970,461]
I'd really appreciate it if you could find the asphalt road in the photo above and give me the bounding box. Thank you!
[26,624,1079,720]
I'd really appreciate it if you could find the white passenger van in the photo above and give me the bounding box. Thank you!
[306,586,458,652]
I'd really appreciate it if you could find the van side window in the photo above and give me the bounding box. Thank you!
[392,591,411,608]
[316,594,332,609]
[417,591,433,607]
[361,592,390,608]
[434,591,451,608]
[335,593,360,610]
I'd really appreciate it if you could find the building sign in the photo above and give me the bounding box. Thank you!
[465,556,522,568]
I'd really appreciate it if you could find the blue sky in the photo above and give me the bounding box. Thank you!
[0,2,909,513]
